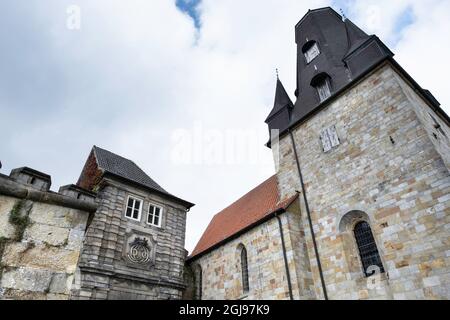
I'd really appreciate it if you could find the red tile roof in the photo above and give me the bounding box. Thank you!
[189,175,298,259]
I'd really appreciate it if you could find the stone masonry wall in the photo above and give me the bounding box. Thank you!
[394,72,450,171]
[0,175,94,300]
[275,62,450,299]
[74,178,188,300]
[190,206,316,300]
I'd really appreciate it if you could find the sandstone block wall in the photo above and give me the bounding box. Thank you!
[0,173,95,300]
[394,72,450,171]
[275,62,450,299]
[189,206,316,300]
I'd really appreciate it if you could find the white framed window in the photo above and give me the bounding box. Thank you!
[316,78,331,102]
[125,196,143,221]
[304,41,320,64]
[147,204,163,227]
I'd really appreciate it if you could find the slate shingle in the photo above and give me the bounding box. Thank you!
[189,175,298,259]
[93,145,170,196]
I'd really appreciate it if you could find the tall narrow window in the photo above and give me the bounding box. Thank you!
[125,196,142,221]
[316,78,331,102]
[195,265,202,300]
[240,246,249,293]
[302,41,320,63]
[147,204,163,227]
[354,221,384,277]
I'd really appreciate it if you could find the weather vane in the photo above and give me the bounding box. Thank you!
[339,8,347,21]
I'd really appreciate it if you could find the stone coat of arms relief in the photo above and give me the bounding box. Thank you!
[122,230,157,269]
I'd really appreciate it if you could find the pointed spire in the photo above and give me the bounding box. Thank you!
[265,76,294,122]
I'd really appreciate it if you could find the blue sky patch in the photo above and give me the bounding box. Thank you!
[389,6,416,46]
[394,6,415,34]
[176,0,201,29]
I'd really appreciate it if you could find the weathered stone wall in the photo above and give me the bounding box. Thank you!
[285,201,316,299]
[394,72,450,171]
[182,264,197,299]
[0,173,94,300]
[275,62,450,299]
[189,206,316,300]
[74,178,188,300]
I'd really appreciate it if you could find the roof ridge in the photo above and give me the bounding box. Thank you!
[93,145,134,163]
[82,146,194,208]
[94,146,152,174]
[189,174,283,259]
[213,174,277,216]
[92,145,169,194]
[295,6,341,28]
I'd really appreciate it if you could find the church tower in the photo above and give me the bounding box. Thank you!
[267,7,450,299]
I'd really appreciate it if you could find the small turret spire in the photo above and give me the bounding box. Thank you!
[264,76,294,123]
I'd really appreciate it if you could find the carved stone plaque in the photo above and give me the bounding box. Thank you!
[122,231,156,269]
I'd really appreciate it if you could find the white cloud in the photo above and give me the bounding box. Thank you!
[343,0,450,114]
[0,0,448,254]
[394,0,450,114]
[344,0,412,44]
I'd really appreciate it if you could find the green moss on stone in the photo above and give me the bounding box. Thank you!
[0,236,9,281]
[8,199,32,241]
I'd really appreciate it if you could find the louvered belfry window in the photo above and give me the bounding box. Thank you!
[241,246,249,293]
[316,78,331,102]
[354,221,385,277]
[304,41,320,63]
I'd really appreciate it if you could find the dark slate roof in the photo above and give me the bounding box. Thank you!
[93,146,169,195]
[79,146,194,208]
[266,7,394,136]
[265,7,449,146]
[344,18,369,56]
[265,78,294,122]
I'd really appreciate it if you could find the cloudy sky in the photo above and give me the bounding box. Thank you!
[1,0,449,252]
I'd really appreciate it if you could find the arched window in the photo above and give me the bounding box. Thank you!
[194,265,202,300]
[354,221,385,277]
[240,246,249,293]
[302,40,320,63]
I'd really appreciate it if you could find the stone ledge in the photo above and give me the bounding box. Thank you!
[78,265,186,290]
[59,184,97,202]
[0,175,97,213]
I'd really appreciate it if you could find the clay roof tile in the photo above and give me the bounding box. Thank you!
[190,175,298,259]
